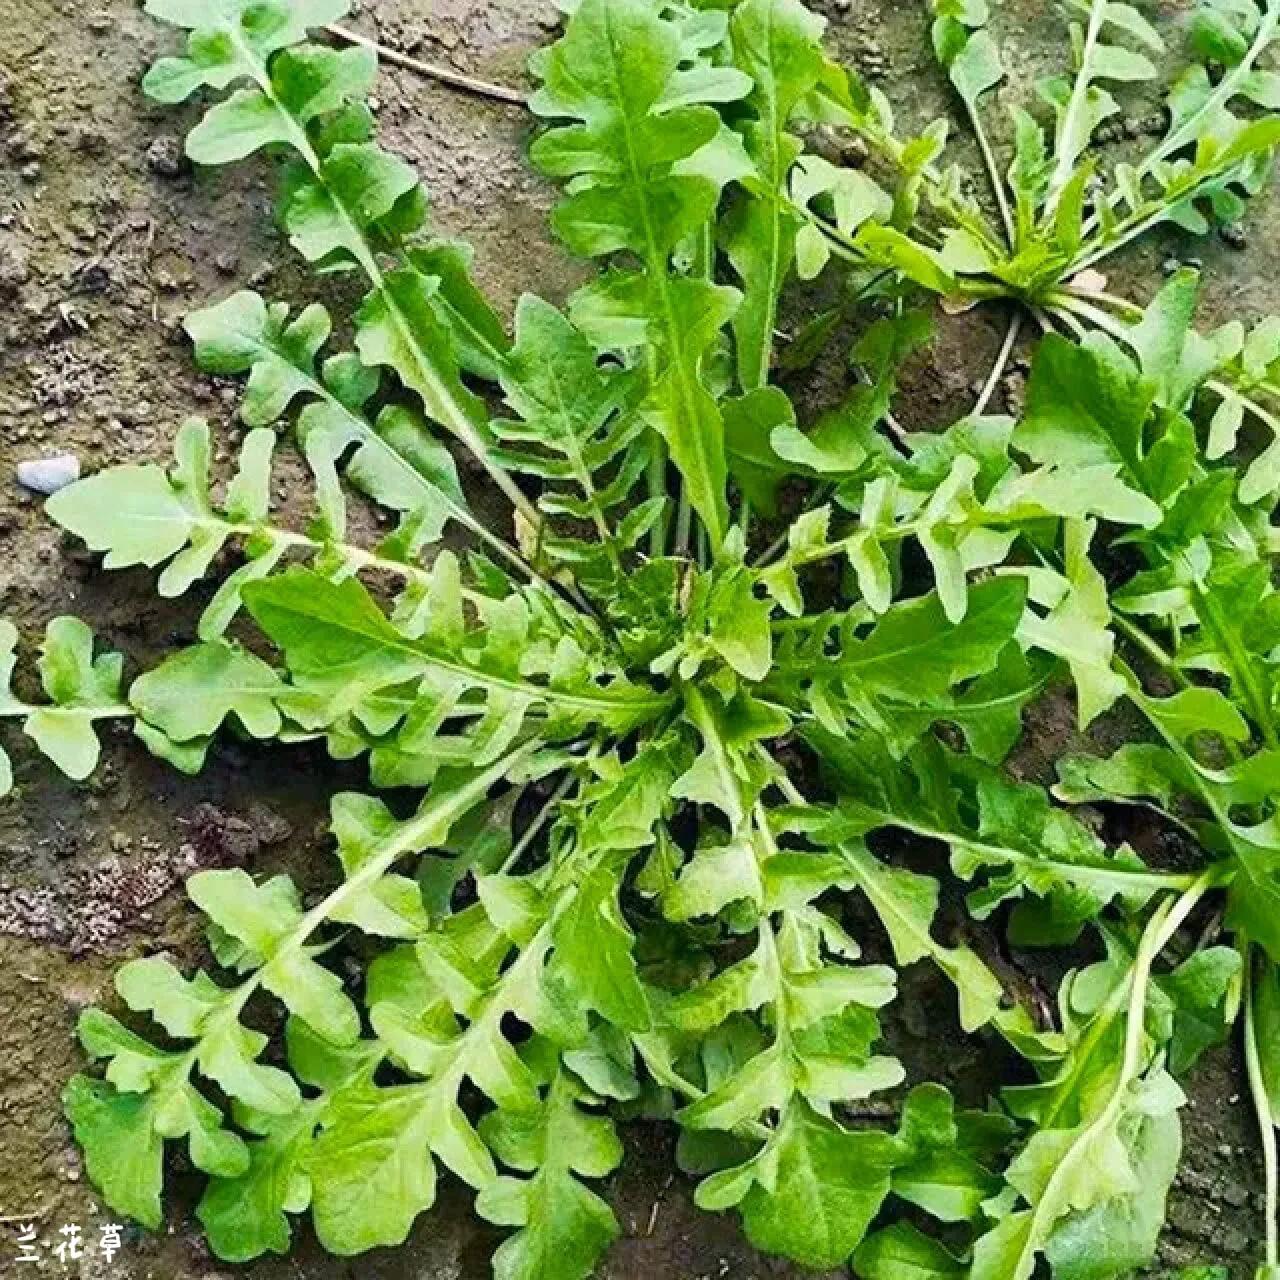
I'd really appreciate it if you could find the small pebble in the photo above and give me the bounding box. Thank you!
[16,453,80,495]
[1220,222,1248,250]
[1220,1225,1250,1252]
[146,134,185,177]
[1220,1180,1250,1208]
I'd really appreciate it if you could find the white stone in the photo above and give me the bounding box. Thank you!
[16,453,80,495]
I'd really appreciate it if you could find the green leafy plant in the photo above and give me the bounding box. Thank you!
[4,0,1280,1275]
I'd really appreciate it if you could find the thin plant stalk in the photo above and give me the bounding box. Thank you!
[1245,942,1280,1274]
[972,311,1022,416]
[965,101,1015,248]
[1043,0,1108,216]
[326,23,528,105]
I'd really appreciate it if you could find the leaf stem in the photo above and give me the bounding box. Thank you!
[1115,658,1253,847]
[863,803,1199,896]
[229,25,544,540]
[1017,870,1216,1269]
[1110,612,1185,682]
[1055,284,1141,319]
[838,110,1006,252]
[965,100,1016,248]
[0,701,133,722]
[972,310,1021,416]
[1107,614,1249,780]
[500,770,579,874]
[806,209,872,267]
[1068,124,1280,275]
[646,440,670,557]
[1050,291,1280,550]
[195,515,493,606]
[425,920,557,1102]
[674,489,694,559]
[244,333,534,580]
[1080,0,1280,239]
[1191,579,1280,749]
[1046,289,1129,341]
[1245,940,1280,1272]
[752,818,794,1050]
[326,614,674,722]
[1044,0,1108,218]
[779,512,924,569]
[683,685,748,832]
[174,746,533,1085]
[1068,201,1183,276]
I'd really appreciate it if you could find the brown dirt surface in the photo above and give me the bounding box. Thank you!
[0,0,1269,1275]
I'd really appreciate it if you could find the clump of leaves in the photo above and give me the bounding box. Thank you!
[3,0,1280,1276]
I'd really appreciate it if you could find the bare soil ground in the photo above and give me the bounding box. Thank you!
[0,0,1269,1275]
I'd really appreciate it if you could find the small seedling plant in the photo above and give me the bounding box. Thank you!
[4,0,1280,1275]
